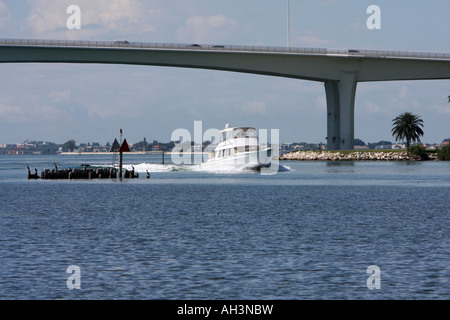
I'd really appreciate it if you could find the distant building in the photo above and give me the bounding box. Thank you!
[375,144,393,150]
[391,143,406,149]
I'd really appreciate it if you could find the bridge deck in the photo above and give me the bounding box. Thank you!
[1,38,449,61]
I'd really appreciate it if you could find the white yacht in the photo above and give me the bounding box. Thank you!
[201,124,272,170]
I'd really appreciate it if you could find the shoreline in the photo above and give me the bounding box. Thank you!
[279,150,438,161]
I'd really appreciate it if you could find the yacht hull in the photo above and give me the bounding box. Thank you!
[200,149,271,171]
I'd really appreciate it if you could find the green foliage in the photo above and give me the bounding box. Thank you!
[407,145,428,160]
[62,140,77,152]
[437,144,450,161]
[132,140,150,151]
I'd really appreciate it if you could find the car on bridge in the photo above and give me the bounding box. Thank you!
[112,40,130,46]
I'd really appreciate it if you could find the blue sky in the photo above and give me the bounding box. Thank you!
[0,0,449,145]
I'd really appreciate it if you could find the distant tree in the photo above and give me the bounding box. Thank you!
[37,142,59,154]
[437,144,450,161]
[132,139,150,152]
[62,140,77,152]
[354,138,366,146]
[391,112,424,149]
[166,141,176,151]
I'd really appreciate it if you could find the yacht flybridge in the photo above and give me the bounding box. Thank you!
[201,124,272,170]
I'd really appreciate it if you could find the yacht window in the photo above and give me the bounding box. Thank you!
[244,129,257,138]
[234,129,244,138]
[234,128,257,138]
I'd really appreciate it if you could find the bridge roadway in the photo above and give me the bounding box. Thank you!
[1,38,450,150]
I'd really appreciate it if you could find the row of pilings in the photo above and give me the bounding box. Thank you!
[28,166,139,180]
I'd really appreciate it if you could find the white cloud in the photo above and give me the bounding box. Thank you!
[82,100,140,120]
[49,89,71,103]
[296,30,335,47]
[365,101,380,113]
[0,99,73,123]
[39,104,74,122]
[349,22,365,32]
[364,101,390,115]
[0,102,24,123]
[397,86,408,99]
[0,1,11,28]
[432,104,450,115]
[26,0,155,39]
[315,96,326,112]
[297,35,335,46]
[177,14,236,43]
[240,101,267,115]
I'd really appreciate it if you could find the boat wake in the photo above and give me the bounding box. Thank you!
[122,163,189,173]
[195,162,291,173]
[123,162,290,174]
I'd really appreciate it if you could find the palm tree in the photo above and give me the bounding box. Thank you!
[391,112,424,149]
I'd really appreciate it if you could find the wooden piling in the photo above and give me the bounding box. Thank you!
[119,151,123,179]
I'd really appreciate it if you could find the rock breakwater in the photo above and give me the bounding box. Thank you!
[279,151,437,161]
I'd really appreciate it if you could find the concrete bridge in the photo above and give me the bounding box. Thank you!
[1,38,449,150]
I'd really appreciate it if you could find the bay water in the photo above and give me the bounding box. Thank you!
[0,154,448,299]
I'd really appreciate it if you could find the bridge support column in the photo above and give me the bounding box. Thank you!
[325,80,340,150]
[325,72,357,150]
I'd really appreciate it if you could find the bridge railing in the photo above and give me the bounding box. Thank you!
[1,38,449,60]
